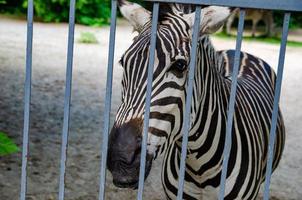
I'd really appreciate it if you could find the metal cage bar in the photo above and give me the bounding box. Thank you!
[98,0,118,199]
[142,2,296,199]
[19,0,301,200]
[219,9,246,200]
[146,0,302,12]
[263,12,291,200]
[137,3,160,200]
[20,0,33,199]
[176,6,202,200]
[58,0,76,199]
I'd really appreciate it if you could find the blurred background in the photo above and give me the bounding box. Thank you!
[0,1,301,200]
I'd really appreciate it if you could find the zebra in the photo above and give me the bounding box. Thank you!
[107,1,286,199]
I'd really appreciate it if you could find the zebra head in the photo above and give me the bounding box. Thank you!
[107,0,231,189]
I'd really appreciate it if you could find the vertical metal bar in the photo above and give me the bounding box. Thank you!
[137,3,159,200]
[58,0,76,199]
[218,9,246,200]
[20,0,33,200]
[263,12,291,200]
[176,6,202,200]
[98,1,118,199]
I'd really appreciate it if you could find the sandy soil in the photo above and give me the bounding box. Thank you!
[0,16,301,200]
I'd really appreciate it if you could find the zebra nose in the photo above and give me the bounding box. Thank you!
[107,120,154,189]
[108,120,143,167]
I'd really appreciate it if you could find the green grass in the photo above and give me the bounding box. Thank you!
[0,131,19,156]
[78,32,98,44]
[214,32,302,47]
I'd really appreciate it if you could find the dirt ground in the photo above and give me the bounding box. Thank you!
[0,16,301,200]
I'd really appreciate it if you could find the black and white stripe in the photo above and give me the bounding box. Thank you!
[112,2,285,199]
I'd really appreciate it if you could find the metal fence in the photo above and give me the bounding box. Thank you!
[20,0,302,200]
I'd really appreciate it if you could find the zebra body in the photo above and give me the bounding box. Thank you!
[161,37,285,199]
[107,2,285,200]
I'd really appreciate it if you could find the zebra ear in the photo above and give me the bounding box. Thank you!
[184,6,232,34]
[118,0,151,32]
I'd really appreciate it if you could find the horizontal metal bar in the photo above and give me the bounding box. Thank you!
[58,0,76,199]
[219,9,246,200]
[176,6,202,200]
[20,0,33,200]
[137,3,160,200]
[263,12,291,200]
[145,0,302,12]
[98,0,118,199]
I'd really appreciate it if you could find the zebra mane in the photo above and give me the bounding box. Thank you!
[156,3,197,22]
[170,3,197,14]
[139,1,196,14]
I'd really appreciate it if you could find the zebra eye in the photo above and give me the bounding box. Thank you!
[170,59,187,73]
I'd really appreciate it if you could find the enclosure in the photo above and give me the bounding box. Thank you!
[0,0,302,200]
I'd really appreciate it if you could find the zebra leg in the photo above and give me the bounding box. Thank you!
[251,19,258,37]
[265,12,275,37]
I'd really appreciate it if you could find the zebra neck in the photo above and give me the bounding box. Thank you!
[188,36,227,148]
[190,36,226,123]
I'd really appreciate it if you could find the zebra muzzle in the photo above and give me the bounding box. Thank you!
[107,120,153,189]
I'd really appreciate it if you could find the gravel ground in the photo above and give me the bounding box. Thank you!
[0,16,301,200]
